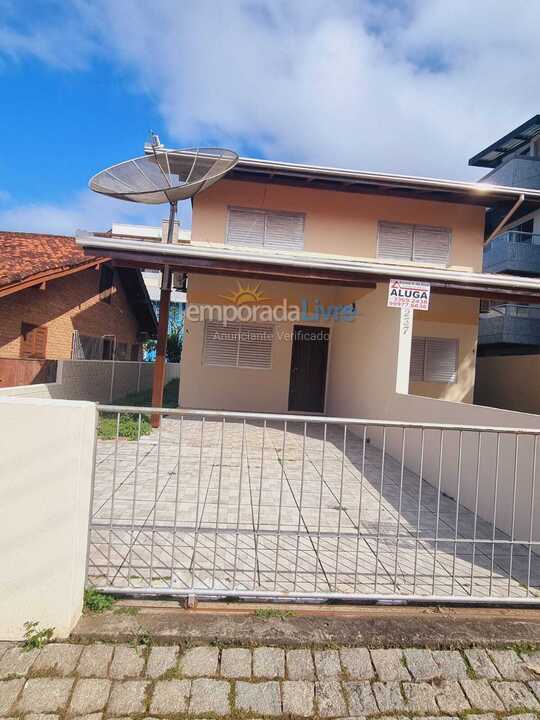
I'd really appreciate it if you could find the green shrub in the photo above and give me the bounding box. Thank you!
[84,588,115,613]
[22,621,54,650]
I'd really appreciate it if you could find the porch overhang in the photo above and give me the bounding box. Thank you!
[77,231,540,304]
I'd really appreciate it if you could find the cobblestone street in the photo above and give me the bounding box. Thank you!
[1,641,540,718]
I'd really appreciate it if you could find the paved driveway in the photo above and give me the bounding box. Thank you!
[88,416,539,599]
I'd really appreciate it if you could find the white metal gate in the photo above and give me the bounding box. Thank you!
[87,406,540,604]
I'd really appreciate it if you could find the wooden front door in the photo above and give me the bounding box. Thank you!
[288,325,330,413]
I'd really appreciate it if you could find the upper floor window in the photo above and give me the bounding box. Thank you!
[226,207,305,251]
[377,221,451,266]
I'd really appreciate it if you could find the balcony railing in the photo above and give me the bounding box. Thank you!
[479,303,540,346]
[483,231,540,274]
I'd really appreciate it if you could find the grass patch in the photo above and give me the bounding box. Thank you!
[254,608,294,620]
[83,588,115,614]
[98,412,151,440]
[97,378,179,441]
[113,606,140,616]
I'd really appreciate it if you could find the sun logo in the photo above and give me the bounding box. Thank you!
[220,281,271,305]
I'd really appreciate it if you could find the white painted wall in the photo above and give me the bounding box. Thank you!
[364,382,540,547]
[0,361,181,404]
[0,397,97,640]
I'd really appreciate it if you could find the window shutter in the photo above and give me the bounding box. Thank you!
[265,212,305,250]
[227,208,305,250]
[33,326,48,359]
[409,337,426,382]
[203,321,240,366]
[238,324,273,368]
[203,321,273,368]
[377,222,414,261]
[20,323,36,358]
[412,225,450,265]
[20,323,47,359]
[424,337,458,383]
[226,209,265,247]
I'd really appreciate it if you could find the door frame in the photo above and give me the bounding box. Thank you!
[287,324,332,415]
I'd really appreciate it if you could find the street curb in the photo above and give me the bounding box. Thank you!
[72,602,540,649]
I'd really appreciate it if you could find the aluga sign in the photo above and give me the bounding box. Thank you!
[387,279,431,311]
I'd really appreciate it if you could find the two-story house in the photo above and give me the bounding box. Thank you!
[77,154,540,420]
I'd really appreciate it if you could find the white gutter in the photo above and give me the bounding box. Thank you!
[77,232,540,292]
[236,156,540,201]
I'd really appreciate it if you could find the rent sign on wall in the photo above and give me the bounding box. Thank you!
[387,279,431,311]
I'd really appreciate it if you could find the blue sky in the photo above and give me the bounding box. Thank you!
[1,0,540,234]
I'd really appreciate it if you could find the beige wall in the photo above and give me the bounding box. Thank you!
[180,275,342,412]
[411,295,479,403]
[0,397,96,640]
[180,276,479,414]
[475,355,540,414]
[192,179,486,270]
[183,178,485,413]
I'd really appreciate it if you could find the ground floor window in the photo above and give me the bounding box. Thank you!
[410,336,458,383]
[20,322,48,359]
[72,331,119,360]
[202,321,273,369]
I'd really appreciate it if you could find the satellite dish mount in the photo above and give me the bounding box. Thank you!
[89,142,239,422]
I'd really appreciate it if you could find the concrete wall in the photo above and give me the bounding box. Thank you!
[192,179,486,271]
[475,355,540,414]
[0,266,141,360]
[0,397,96,640]
[0,360,180,404]
[365,392,540,547]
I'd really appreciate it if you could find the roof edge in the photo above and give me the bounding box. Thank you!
[0,256,107,299]
[76,232,540,294]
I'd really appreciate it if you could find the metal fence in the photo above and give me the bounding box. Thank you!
[87,406,540,604]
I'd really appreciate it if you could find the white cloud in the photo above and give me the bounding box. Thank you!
[0,189,174,236]
[82,0,540,180]
[2,0,540,189]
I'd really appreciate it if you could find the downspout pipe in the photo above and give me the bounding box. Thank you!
[485,193,525,245]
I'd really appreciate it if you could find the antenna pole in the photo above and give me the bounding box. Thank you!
[151,200,177,427]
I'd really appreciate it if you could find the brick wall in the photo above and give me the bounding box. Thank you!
[0,267,141,360]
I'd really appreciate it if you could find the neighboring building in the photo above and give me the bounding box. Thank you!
[110,223,188,360]
[468,116,540,411]
[470,115,540,355]
[0,231,156,385]
[142,270,186,331]
[78,154,540,417]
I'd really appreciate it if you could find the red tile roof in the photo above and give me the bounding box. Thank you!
[0,231,105,290]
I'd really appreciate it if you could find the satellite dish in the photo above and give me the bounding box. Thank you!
[89,146,239,205]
